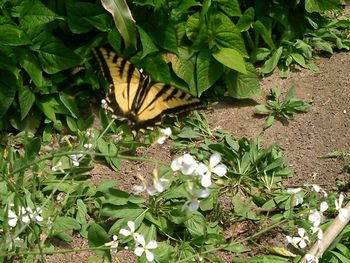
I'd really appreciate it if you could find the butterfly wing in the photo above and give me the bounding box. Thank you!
[93,47,202,131]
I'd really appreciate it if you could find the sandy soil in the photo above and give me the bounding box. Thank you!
[45,51,350,262]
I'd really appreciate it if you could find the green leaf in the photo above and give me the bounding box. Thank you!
[233,255,290,263]
[261,47,283,74]
[38,39,81,74]
[0,25,31,46]
[254,20,275,49]
[213,48,247,74]
[88,223,110,260]
[137,26,159,59]
[214,0,241,17]
[330,251,350,263]
[184,212,206,237]
[59,93,79,118]
[250,48,271,63]
[225,63,261,99]
[101,0,137,51]
[236,7,255,32]
[54,217,81,231]
[20,51,48,87]
[96,179,119,193]
[36,97,59,122]
[305,0,340,13]
[224,243,250,253]
[264,114,275,130]
[18,86,35,120]
[255,105,270,113]
[20,0,63,28]
[0,72,18,118]
[140,54,171,83]
[67,1,110,33]
[196,49,223,95]
[291,53,306,68]
[172,47,196,94]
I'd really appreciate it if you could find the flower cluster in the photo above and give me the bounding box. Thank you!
[7,205,43,228]
[285,185,349,263]
[171,152,227,212]
[104,221,158,262]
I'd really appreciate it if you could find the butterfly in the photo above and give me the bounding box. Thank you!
[93,47,202,132]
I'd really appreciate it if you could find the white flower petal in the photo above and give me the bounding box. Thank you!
[8,217,18,227]
[119,229,131,236]
[209,152,221,167]
[305,254,318,263]
[127,221,135,232]
[287,188,302,194]
[134,233,145,246]
[145,250,154,262]
[134,246,144,257]
[299,239,307,249]
[198,188,210,198]
[285,235,293,244]
[157,136,167,145]
[320,201,328,212]
[338,208,349,222]
[292,237,301,244]
[298,228,306,237]
[196,163,208,176]
[201,173,212,187]
[212,164,227,177]
[171,157,182,171]
[146,240,158,249]
[188,200,200,212]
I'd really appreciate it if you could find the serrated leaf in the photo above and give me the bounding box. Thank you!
[213,48,247,74]
[101,0,137,51]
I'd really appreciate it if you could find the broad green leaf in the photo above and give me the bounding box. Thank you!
[76,199,88,226]
[36,97,59,122]
[184,212,206,237]
[196,49,223,95]
[107,28,122,53]
[24,137,41,162]
[233,255,291,263]
[312,40,333,54]
[172,48,196,94]
[294,40,312,59]
[0,72,18,118]
[88,223,110,260]
[67,1,110,33]
[96,179,119,193]
[140,54,171,83]
[330,251,350,263]
[225,63,261,99]
[250,48,271,63]
[59,93,79,118]
[137,26,159,59]
[18,86,35,120]
[212,48,247,74]
[0,25,31,46]
[209,12,247,56]
[101,0,137,51]
[20,0,63,28]
[214,0,241,17]
[254,20,275,49]
[264,114,275,130]
[236,7,255,32]
[261,47,283,74]
[54,217,81,231]
[255,105,270,113]
[305,0,340,13]
[20,51,48,87]
[38,39,81,74]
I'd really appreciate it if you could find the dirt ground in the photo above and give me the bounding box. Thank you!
[46,51,350,262]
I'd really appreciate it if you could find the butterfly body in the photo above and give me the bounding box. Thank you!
[93,48,202,131]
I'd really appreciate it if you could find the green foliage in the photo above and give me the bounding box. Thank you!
[255,86,311,130]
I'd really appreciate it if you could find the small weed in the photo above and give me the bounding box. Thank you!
[255,86,311,130]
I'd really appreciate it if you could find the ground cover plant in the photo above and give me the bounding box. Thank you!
[0,0,350,262]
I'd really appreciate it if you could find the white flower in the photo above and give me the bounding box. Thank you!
[196,152,227,187]
[70,154,82,167]
[320,201,329,212]
[51,161,63,172]
[305,184,328,197]
[335,193,349,222]
[308,210,323,227]
[182,183,210,212]
[21,207,43,224]
[147,175,169,196]
[105,235,118,253]
[134,233,158,262]
[119,221,136,237]
[8,209,18,227]
[83,143,93,149]
[286,188,303,206]
[171,154,198,175]
[101,99,108,109]
[286,228,309,249]
[304,253,318,263]
[85,128,95,139]
[132,185,146,194]
[157,127,172,144]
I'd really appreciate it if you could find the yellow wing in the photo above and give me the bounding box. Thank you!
[93,47,202,130]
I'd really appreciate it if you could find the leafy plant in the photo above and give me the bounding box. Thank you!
[255,86,311,130]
